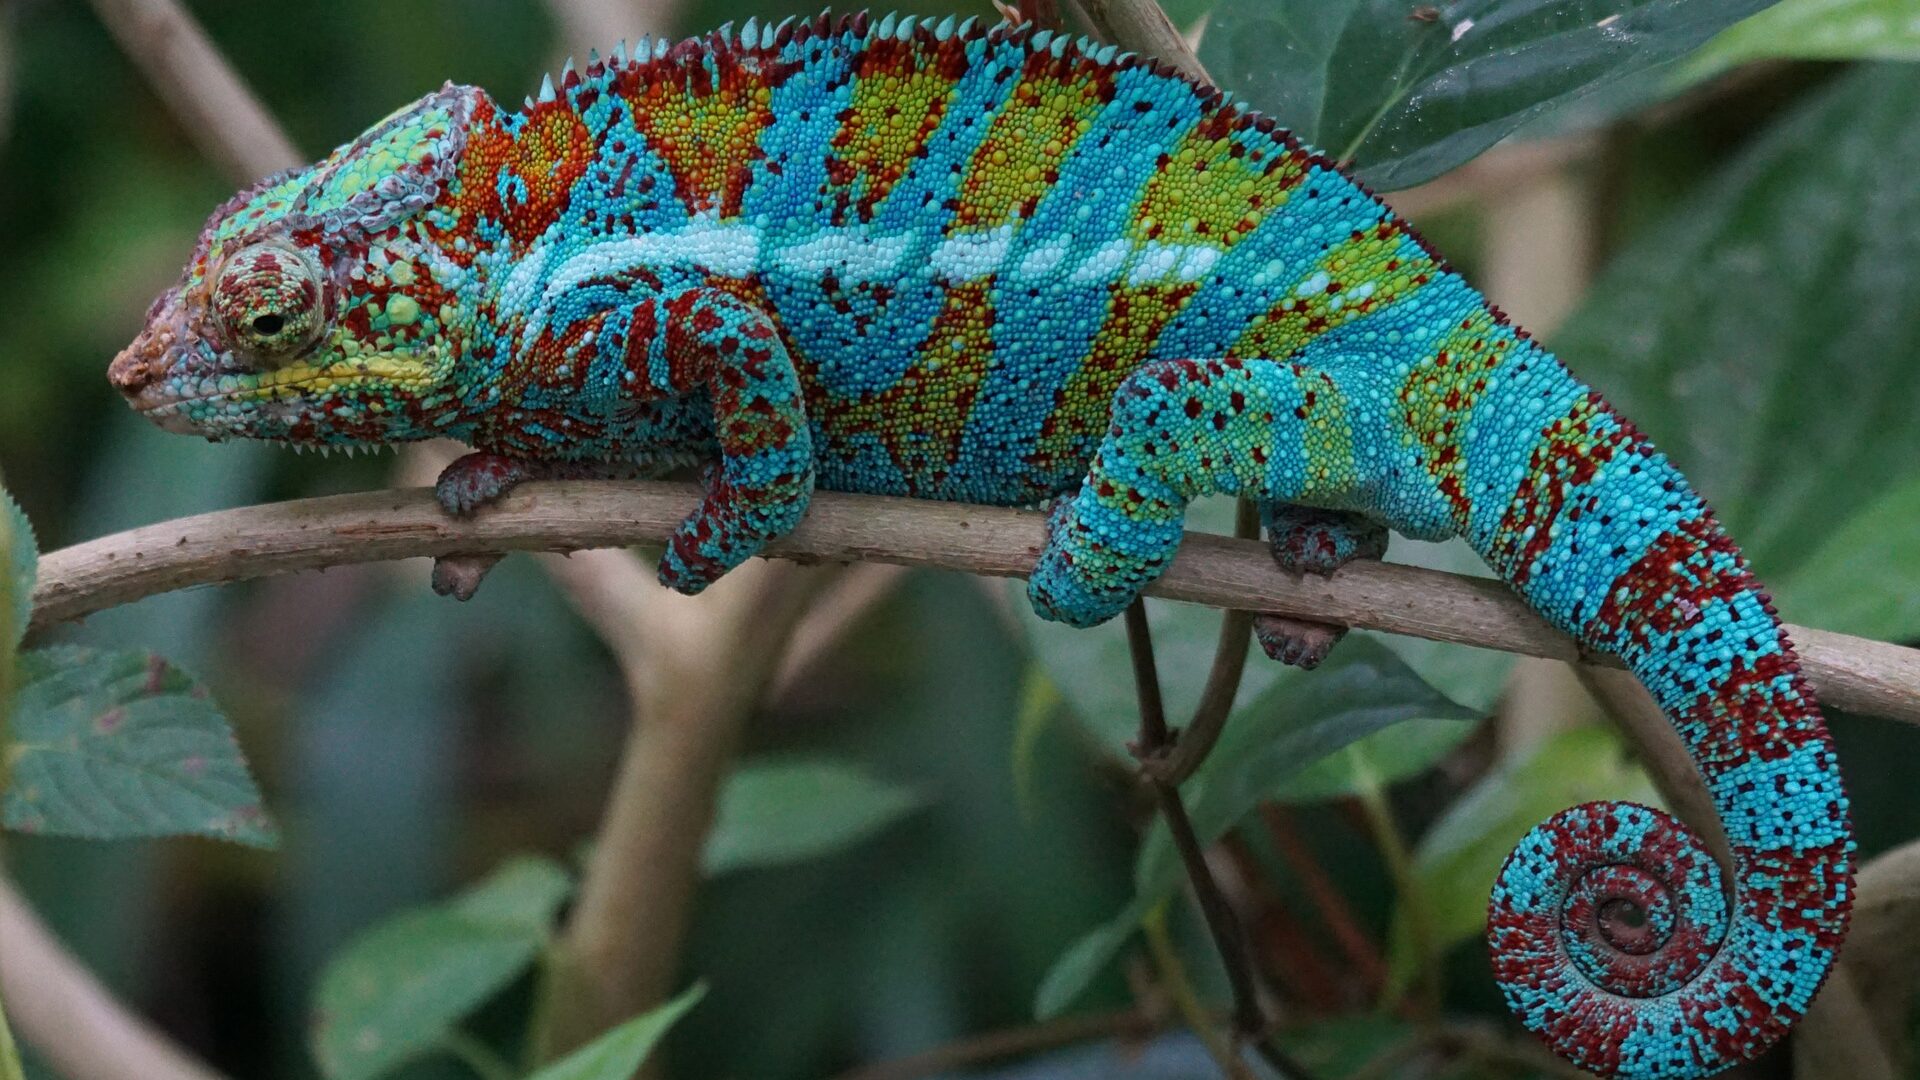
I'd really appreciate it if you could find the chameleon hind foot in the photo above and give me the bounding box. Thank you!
[1256,505,1386,668]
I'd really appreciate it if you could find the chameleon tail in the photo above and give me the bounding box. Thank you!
[1470,362,1855,1078]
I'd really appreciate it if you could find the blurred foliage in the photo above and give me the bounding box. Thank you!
[0,1,1918,1079]
[1198,0,1774,190]
[1678,0,1920,84]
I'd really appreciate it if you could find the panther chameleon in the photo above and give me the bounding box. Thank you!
[106,14,1854,1078]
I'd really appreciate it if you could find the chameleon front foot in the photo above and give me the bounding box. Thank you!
[434,452,540,516]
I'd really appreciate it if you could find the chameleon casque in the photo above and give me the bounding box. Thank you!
[107,14,1853,1078]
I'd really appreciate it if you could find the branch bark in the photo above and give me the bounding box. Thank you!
[28,482,1920,725]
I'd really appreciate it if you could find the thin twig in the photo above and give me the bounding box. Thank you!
[87,0,300,182]
[829,1007,1162,1080]
[1353,769,1438,1018]
[1140,903,1254,1080]
[27,483,1920,725]
[1151,497,1258,784]
[1125,605,1320,1080]
[1059,0,1209,82]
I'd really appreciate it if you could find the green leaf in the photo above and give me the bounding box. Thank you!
[1385,725,1659,992]
[1032,909,1140,1020]
[1771,475,1920,643]
[1556,65,1920,589]
[3,646,274,846]
[703,758,927,875]
[1199,0,1775,190]
[1678,0,1920,85]
[1,486,32,654]
[527,983,706,1080]
[310,856,572,1080]
[1035,640,1475,1017]
[1273,717,1475,803]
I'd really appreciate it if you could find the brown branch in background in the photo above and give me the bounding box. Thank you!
[28,483,1920,724]
[1795,838,1920,1079]
[533,552,830,1062]
[1258,804,1387,1000]
[87,0,300,182]
[0,877,228,1080]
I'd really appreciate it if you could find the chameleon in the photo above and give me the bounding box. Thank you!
[106,14,1852,1078]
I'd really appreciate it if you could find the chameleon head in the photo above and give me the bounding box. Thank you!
[110,82,488,447]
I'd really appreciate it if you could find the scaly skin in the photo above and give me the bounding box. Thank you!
[107,15,1852,1077]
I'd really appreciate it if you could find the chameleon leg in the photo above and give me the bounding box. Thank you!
[650,288,815,594]
[1028,358,1380,628]
[1253,505,1389,669]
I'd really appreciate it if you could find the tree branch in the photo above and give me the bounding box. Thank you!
[533,550,829,1061]
[27,482,1920,724]
[87,0,301,182]
[0,875,227,1080]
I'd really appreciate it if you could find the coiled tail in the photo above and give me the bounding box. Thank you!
[1467,362,1855,1079]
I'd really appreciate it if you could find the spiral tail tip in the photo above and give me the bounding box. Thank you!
[1487,800,1791,1079]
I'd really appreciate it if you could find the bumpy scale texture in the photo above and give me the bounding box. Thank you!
[108,15,1853,1077]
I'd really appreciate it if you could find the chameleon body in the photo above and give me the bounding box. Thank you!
[107,15,1852,1077]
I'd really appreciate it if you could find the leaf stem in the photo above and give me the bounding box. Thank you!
[441,1029,517,1080]
[0,994,26,1080]
[1353,762,1439,1017]
[1141,903,1251,1079]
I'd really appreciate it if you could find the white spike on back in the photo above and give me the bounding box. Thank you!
[935,14,956,38]
[741,16,758,45]
[612,39,628,65]
[537,73,556,103]
[875,11,897,38]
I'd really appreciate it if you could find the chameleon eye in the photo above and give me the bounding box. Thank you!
[213,240,325,364]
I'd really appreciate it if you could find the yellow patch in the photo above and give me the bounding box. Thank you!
[1234,223,1436,359]
[950,73,1108,233]
[1131,129,1306,250]
[1033,283,1197,470]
